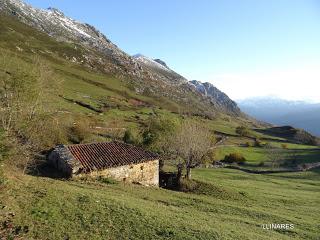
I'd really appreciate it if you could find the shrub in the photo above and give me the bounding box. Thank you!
[142,115,179,152]
[123,129,135,144]
[281,143,288,149]
[222,153,246,164]
[202,149,216,167]
[264,142,277,149]
[0,130,8,161]
[24,115,69,150]
[258,161,265,167]
[69,119,91,144]
[254,139,263,147]
[0,54,62,133]
[236,126,251,137]
[123,128,142,145]
[178,178,198,192]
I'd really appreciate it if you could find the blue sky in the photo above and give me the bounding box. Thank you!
[25,0,320,102]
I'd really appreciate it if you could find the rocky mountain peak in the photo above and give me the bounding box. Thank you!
[0,0,243,117]
[189,80,241,115]
[133,54,171,72]
[153,59,169,69]
[47,7,64,16]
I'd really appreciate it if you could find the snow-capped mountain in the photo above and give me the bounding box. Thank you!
[2,0,190,86]
[133,54,188,84]
[133,55,241,115]
[133,54,171,72]
[1,0,143,77]
[0,0,243,117]
[189,80,241,115]
[153,59,170,69]
[2,0,114,50]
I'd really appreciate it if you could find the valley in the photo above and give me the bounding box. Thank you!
[0,1,319,239]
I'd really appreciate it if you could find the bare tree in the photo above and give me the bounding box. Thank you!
[167,121,213,180]
[0,53,61,134]
[0,53,64,172]
[264,143,282,169]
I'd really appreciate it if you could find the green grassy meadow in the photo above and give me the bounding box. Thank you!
[0,13,320,240]
[0,166,319,240]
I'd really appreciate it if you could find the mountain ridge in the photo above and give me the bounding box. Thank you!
[0,0,243,117]
[189,80,241,115]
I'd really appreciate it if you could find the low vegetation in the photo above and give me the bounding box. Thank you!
[0,14,319,240]
[236,126,251,137]
[1,166,319,239]
[222,152,246,164]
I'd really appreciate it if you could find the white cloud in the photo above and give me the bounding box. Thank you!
[207,64,320,103]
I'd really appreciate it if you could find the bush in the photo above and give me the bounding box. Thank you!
[24,115,69,150]
[222,153,246,164]
[258,161,265,167]
[0,130,8,161]
[264,142,277,149]
[178,178,198,192]
[142,115,179,152]
[281,144,288,149]
[123,129,135,144]
[254,139,263,147]
[69,119,91,144]
[236,126,251,137]
[123,128,142,145]
[202,149,216,167]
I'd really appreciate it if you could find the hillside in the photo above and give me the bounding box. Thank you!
[133,54,187,84]
[1,164,319,239]
[0,1,319,240]
[0,0,243,118]
[189,80,241,115]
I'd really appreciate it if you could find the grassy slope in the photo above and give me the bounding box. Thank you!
[0,13,320,240]
[0,13,255,140]
[1,167,319,240]
[216,144,320,165]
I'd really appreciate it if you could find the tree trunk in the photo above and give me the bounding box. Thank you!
[176,163,183,183]
[186,166,191,180]
[159,159,164,172]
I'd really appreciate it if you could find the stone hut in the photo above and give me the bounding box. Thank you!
[48,141,159,186]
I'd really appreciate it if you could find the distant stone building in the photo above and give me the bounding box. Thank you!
[48,141,159,186]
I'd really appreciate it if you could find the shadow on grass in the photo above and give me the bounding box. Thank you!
[281,148,320,167]
[225,148,320,175]
[160,171,246,200]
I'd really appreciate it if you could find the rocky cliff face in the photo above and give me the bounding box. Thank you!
[133,54,187,84]
[189,80,241,115]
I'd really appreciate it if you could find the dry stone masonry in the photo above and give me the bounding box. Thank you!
[48,141,159,186]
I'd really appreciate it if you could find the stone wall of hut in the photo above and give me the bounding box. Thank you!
[48,145,73,176]
[78,160,159,186]
[48,145,82,177]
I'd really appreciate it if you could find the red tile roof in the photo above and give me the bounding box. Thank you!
[67,141,158,172]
